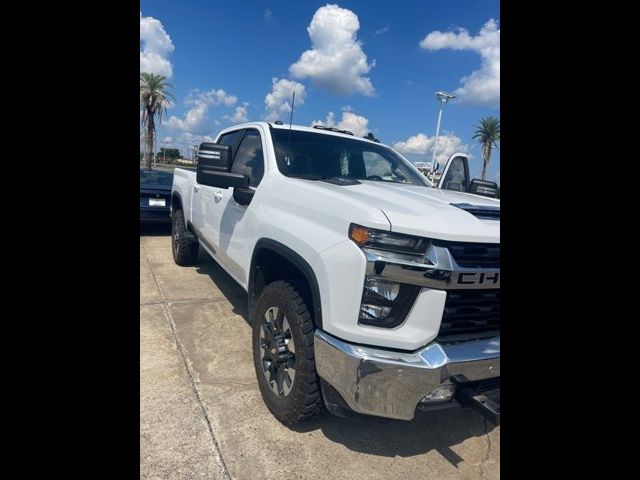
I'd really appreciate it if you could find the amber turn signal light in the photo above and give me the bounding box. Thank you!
[349,224,370,245]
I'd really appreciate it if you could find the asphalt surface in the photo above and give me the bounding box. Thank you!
[140,225,500,480]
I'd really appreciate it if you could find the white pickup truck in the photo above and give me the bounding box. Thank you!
[171,122,500,425]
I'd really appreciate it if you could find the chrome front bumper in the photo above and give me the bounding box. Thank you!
[314,330,500,421]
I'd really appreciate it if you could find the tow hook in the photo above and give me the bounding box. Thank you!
[452,375,501,426]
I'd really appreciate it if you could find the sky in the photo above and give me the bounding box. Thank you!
[140,0,500,182]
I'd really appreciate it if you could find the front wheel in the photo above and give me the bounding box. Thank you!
[252,281,324,425]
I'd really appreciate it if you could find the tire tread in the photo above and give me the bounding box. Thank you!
[252,280,325,424]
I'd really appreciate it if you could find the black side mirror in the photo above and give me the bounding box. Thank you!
[469,178,499,198]
[233,187,254,206]
[198,143,231,171]
[196,143,249,189]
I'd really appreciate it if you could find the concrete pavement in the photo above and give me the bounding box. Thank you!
[140,229,500,479]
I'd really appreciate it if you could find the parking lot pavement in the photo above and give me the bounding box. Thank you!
[140,230,500,480]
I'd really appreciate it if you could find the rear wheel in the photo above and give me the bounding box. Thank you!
[171,209,198,266]
[252,280,324,425]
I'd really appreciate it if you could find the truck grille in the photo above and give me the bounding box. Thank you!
[445,242,500,269]
[437,289,500,342]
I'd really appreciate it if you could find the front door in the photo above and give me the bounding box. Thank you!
[214,127,266,285]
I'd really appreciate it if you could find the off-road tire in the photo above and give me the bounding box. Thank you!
[252,280,325,425]
[171,209,198,266]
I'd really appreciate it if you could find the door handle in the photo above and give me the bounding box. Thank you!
[194,185,200,193]
[214,191,223,201]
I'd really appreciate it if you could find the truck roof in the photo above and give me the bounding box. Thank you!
[218,121,382,145]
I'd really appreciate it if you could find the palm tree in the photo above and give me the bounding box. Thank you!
[140,73,174,168]
[472,117,500,180]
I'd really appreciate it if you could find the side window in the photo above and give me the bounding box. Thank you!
[217,129,245,160]
[441,157,469,191]
[231,129,264,187]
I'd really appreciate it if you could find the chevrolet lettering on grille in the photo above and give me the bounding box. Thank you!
[457,271,500,287]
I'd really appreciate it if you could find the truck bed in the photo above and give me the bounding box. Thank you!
[172,167,196,223]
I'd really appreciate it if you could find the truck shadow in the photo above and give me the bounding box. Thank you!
[194,250,250,320]
[193,249,496,465]
[291,409,494,464]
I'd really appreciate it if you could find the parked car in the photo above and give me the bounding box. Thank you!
[140,168,173,223]
[171,123,500,425]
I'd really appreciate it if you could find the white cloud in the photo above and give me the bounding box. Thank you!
[419,19,500,107]
[264,8,274,22]
[289,4,375,96]
[373,25,389,37]
[225,102,249,124]
[166,89,238,134]
[186,89,237,107]
[177,132,216,147]
[312,110,370,137]
[140,12,175,78]
[393,132,469,164]
[264,78,306,122]
[393,133,431,154]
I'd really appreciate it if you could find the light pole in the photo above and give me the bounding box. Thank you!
[431,91,457,168]
[160,141,172,165]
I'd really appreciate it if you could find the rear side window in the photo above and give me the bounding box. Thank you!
[231,129,264,187]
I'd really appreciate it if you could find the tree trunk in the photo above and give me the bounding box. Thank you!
[481,143,492,180]
[144,107,155,168]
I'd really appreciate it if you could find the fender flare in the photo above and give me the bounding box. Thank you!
[249,238,323,329]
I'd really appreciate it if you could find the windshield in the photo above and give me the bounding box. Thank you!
[271,129,429,186]
[140,169,173,187]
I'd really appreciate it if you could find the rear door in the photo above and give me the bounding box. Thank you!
[192,129,245,253]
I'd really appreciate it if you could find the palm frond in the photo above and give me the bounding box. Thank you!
[140,72,174,127]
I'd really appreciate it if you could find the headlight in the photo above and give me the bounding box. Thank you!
[349,224,430,255]
[359,276,420,328]
[350,224,425,328]
[364,277,400,301]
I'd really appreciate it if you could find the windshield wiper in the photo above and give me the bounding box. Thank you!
[319,176,361,186]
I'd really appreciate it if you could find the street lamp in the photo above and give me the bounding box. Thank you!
[432,91,457,168]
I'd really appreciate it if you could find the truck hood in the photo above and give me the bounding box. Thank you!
[313,180,500,243]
